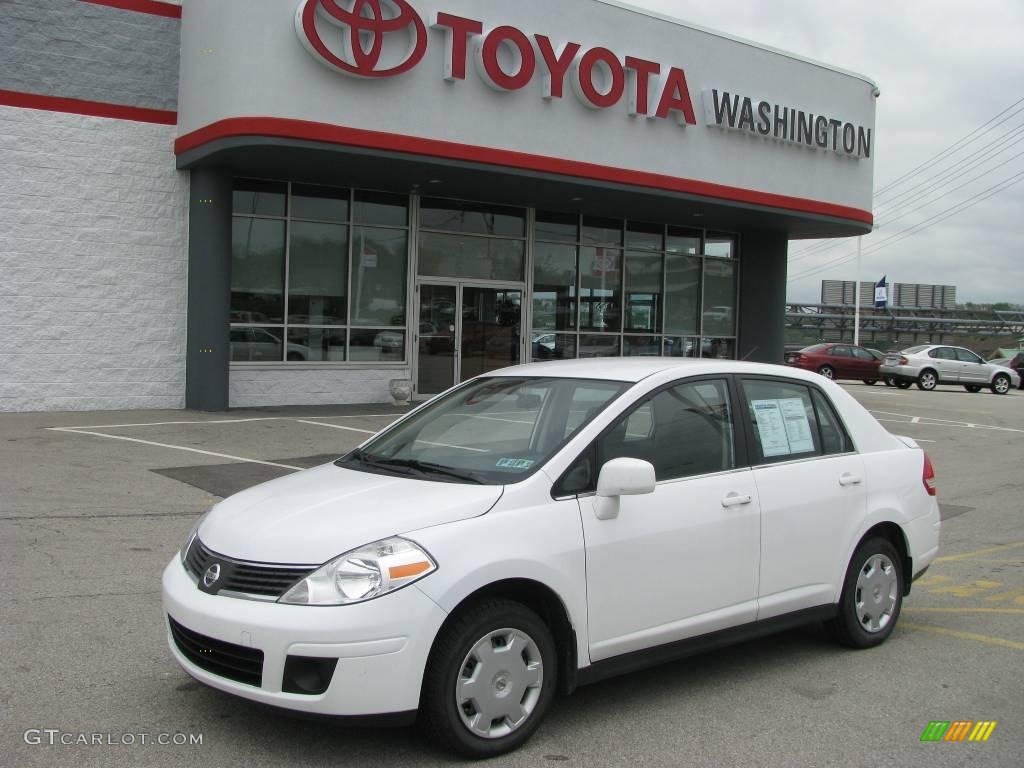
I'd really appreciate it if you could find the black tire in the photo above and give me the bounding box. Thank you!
[896,380,913,389]
[964,385,982,393]
[991,374,1011,396]
[916,369,938,391]
[863,379,877,386]
[818,365,836,380]
[826,536,904,649]
[286,351,304,361]
[884,376,896,387]
[419,599,558,758]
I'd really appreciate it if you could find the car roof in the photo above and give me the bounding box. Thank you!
[487,357,825,384]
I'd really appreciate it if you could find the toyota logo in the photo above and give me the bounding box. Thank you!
[296,0,427,78]
[203,563,221,588]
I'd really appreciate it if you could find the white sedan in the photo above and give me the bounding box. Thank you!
[163,359,940,757]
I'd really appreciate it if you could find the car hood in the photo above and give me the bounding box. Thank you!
[197,462,503,564]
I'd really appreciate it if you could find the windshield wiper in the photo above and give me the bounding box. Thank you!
[367,456,484,484]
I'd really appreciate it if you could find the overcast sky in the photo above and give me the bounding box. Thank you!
[628,0,1024,305]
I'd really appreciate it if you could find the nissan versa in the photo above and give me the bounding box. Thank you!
[163,359,941,758]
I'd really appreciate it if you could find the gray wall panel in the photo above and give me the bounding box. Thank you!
[0,0,180,111]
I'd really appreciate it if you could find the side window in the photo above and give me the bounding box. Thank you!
[811,389,852,455]
[931,347,956,360]
[852,347,874,361]
[831,345,851,358]
[742,379,821,464]
[597,379,736,482]
[954,348,981,364]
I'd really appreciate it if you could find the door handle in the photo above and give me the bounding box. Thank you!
[839,473,863,487]
[721,492,752,508]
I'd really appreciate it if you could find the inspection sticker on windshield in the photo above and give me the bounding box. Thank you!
[496,458,535,470]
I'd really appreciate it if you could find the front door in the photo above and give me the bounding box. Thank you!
[415,283,523,396]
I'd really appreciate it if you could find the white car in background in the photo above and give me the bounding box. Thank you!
[164,359,940,757]
[880,344,1019,394]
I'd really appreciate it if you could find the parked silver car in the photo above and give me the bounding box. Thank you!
[880,345,1020,394]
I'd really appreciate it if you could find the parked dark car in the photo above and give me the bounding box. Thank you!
[785,343,883,384]
[991,352,1024,389]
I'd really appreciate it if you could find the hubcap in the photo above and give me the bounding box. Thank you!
[995,378,1009,393]
[922,373,936,389]
[821,367,834,379]
[456,628,543,739]
[855,554,898,633]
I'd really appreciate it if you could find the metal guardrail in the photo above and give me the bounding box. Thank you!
[786,304,1024,344]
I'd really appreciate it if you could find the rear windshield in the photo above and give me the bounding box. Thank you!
[801,344,827,353]
[901,345,930,354]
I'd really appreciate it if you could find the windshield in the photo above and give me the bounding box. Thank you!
[338,377,629,484]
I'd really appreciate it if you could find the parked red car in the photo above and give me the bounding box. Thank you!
[785,343,884,384]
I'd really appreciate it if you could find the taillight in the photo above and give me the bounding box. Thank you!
[923,452,937,496]
[797,354,808,363]
[899,356,909,365]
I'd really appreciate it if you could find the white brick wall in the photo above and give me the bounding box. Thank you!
[0,105,189,412]
[230,367,412,408]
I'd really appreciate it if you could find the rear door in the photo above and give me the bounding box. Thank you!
[852,346,880,379]
[739,377,865,618]
[829,345,854,377]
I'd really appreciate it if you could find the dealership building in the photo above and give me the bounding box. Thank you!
[0,0,876,412]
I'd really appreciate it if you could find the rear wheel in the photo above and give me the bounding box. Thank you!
[818,365,836,380]
[917,369,938,391]
[863,379,877,385]
[964,385,982,393]
[827,536,904,649]
[896,380,913,389]
[992,374,1011,395]
[419,599,557,758]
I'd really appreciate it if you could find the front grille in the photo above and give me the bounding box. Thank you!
[168,616,264,686]
[183,538,317,599]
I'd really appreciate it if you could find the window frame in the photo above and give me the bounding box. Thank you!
[551,374,750,499]
[736,375,857,468]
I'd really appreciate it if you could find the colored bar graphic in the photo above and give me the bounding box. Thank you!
[944,721,973,741]
[921,720,997,742]
[921,722,950,742]
[968,722,997,742]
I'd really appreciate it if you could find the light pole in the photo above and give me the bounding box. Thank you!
[853,236,862,347]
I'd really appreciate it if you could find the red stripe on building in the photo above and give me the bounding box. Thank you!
[0,90,177,125]
[77,0,182,19]
[175,117,874,226]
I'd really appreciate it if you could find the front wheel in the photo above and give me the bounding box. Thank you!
[896,380,913,389]
[992,374,1011,395]
[826,536,904,649]
[419,599,557,758]
[917,369,938,391]
[964,385,982,393]
[884,376,896,387]
[818,365,836,380]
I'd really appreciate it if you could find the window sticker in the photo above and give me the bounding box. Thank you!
[496,458,535,470]
[751,398,815,457]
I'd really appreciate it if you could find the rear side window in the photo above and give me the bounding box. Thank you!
[852,347,875,361]
[929,347,956,360]
[811,390,852,455]
[742,379,821,463]
[830,345,852,357]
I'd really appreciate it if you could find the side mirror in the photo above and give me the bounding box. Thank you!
[594,458,656,520]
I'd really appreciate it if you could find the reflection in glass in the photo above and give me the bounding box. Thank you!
[702,259,737,336]
[705,235,735,259]
[288,221,348,326]
[580,247,622,332]
[623,336,662,356]
[582,216,623,246]
[579,334,620,358]
[460,287,522,381]
[353,190,408,226]
[286,328,346,362]
[624,250,663,333]
[663,336,700,358]
[351,227,408,326]
[666,226,701,254]
[418,232,524,281]
[292,184,348,222]
[417,284,457,395]
[665,252,701,335]
[535,211,579,242]
[626,222,663,251]
[230,327,284,362]
[350,329,405,362]
[231,218,286,324]
[232,179,286,217]
[531,332,577,361]
[420,199,525,237]
[701,337,736,359]
[532,242,577,331]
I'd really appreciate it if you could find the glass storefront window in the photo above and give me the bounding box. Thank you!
[664,252,701,335]
[532,242,577,331]
[580,247,622,332]
[623,336,662,356]
[582,216,623,246]
[579,334,621,358]
[626,222,663,251]
[420,198,525,237]
[531,332,577,362]
[667,226,701,255]
[351,227,408,326]
[292,184,348,222]
[230,327,284,362]
[702,258,737,336]
[705,235,736,259]
[287,327,347,362]
[288,221,348,326]
[701,337,736,359]
[350,329,406,362]
[664,336,700,358]
[231,218,285,324]
[624,250,663,333]
[233,179,286,217]
[418,232,524,281]
[353,191,408,226]
[535,211,579,242]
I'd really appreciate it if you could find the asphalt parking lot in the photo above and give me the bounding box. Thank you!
[1,381,1022,767]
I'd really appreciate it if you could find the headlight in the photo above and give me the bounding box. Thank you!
[279,537,437,606]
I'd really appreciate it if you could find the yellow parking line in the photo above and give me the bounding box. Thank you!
[901,622,1024,651]
[933,541,1024,564]
[904,607,1024,615]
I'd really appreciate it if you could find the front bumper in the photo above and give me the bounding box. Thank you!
[162,558,447,716]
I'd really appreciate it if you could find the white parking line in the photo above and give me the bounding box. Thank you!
[870,410,1024,434]
[47,427,302,470]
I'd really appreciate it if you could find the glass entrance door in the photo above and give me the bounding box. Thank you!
[416,283,523,396]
